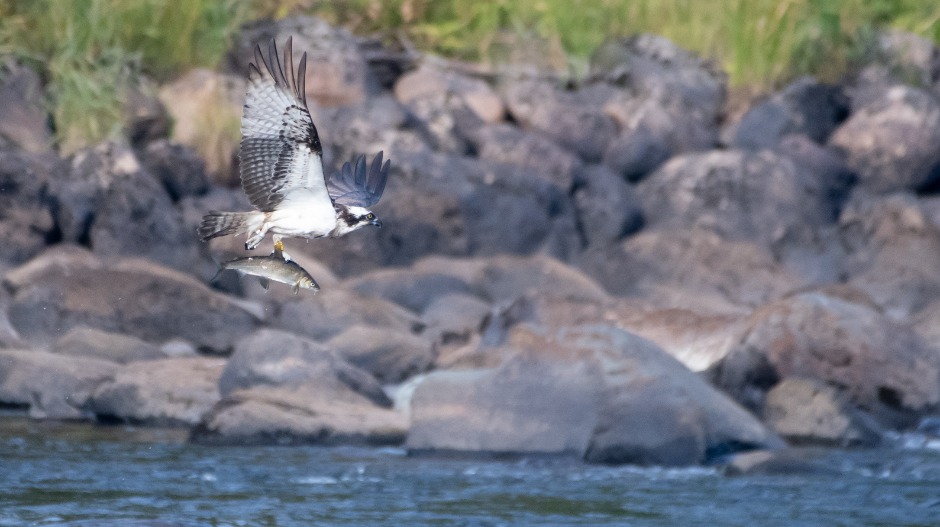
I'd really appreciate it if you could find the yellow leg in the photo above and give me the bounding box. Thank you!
[274,239,285,252]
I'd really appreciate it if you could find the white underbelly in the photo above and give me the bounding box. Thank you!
[268,202,336,238]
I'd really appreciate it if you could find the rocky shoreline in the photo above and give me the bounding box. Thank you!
[2,16,940,468]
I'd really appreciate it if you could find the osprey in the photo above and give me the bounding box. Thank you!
[198,37,390,253]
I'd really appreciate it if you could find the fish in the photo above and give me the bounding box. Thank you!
[214,246,319,294]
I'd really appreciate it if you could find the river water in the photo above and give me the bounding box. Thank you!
[2,418,939,527]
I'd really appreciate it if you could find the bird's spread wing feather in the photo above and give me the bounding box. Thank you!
[327,151,390,207]
[240,37,331,212]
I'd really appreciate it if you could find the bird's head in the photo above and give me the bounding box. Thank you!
[334,205,382,235]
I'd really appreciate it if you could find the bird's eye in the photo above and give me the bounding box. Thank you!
[366,213,375,220]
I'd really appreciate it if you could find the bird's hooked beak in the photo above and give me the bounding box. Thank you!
[370,217,383,228]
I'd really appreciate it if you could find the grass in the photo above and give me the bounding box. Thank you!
[0,0,938,155]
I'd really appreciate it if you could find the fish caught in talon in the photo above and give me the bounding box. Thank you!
[213,253,319,294]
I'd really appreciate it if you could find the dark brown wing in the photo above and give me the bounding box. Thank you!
[326,151,390,207]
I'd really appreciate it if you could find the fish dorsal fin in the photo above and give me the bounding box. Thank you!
[258,277,271,290]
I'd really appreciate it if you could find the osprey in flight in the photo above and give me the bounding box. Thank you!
[198,37,390,252]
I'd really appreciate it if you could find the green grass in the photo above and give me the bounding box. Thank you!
[0,0,938,155]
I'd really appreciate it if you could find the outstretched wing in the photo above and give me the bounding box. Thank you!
[327,151,390,207]
[239,37,332,212]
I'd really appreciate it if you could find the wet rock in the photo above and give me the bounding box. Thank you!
[503,79,618,162]
[0,348,117,419]
[137,140,209,201]
[726,77,848,149]
[407,324,782,465]
[326,324,435,384]
[710,291,940,429]
[579,227,805,313]
[52,326,166,364]
[343,267,472,312]
[0,149,56,266]
[272,288,423,342]
[0,64,52,153]
[4,246,260,353]
[829,85,940,193]
[86,357,225,426]
[571,164,644,247]
[192,329,405,446]
[763,377,883,447]
[839,191,940,318]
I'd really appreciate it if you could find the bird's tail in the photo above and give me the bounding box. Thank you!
[198,211,257,241]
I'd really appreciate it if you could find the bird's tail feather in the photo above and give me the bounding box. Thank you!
[198,211,255,241]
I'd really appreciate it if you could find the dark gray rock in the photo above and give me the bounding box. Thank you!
[0,348,117,419]
[0,149,56,266]
[138,140,209,201]
[343,267,472,313]
[407,324,782,465]
[4,246,260,353]
[0,64,53,153]
[572,164,644,247]
[470,254,610,304]
[52,326,166,364]
[502,79,618,162]
[763,377,883,447]
[86,357,225,425]
[709,291,940,429]
[726,77,848,149]
[124,80,170,146]
[326,324,435,384]
[421,292,491,349]
[466,123,581,190]
[602,123,672,182]
[829,85,940,193]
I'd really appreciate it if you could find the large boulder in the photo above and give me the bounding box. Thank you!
[0,348,117,419]
[465,123,581,190]
[829,85,940,193]
[0,149,56,267]
[571,164,644,248]
[709,291,940,429]
[0,64,53,153]
[407,324,782,465]
[839,191,940,318]
[343,267,473,313]
[4,246,260,353]
[192,329,406,446]
[86,357,226,426]
[325,324,435,384]
[137,140,209,201]
[52,326,166,364]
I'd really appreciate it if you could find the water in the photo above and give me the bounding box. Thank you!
[2,418,940,527]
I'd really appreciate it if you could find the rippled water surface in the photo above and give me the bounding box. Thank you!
[2,418,940,526]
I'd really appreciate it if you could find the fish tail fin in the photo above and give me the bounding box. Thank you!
[198,211,259,242]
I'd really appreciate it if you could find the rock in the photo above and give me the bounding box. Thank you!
[502,79,618,162]
[52,326,166,364]
[0,149,56,266]
[124,79,170,146]
[472,254,610,304]
[313,95,411,160]
[137,140,209,201]
[0,348,117,419]
[763,377,883,447]
[192,329,405,446]
[219,329,390,406]
[466,123,581,190]
[0,64,53,153]
[579,227,805,313]
[722,449,840,477]
[343,267,472,312]
[421,292,491,349]
[395,63,504,124]
[4,247,260,353]
[590,34,727,124]
[158,69,243,183]
[233,16,379,107]
[88,149,207,275]
[709,291,940,429]
[775,134,855,205]
[272,288,423,341]
[873,30,940,90]
[829,85,940,193]
[407,324,782,465]
[86,357,225,426]
[326,324,435,384]
[572,164,644,247]
[601,123,672,182]
[726,77,848,149]
[839,191,940,318]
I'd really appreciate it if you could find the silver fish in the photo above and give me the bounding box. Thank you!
[215,249,319,294]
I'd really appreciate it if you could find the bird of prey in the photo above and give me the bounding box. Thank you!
[198,37,390,253]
